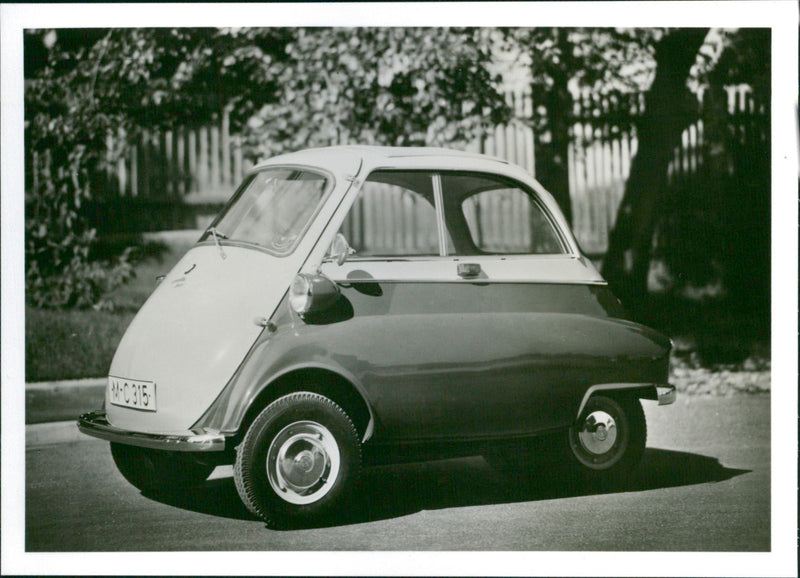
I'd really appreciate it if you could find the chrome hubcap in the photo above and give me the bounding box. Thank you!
[577,410,618,455]
[266,421,340,505]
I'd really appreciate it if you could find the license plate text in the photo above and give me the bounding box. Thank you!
[108,377,157,412]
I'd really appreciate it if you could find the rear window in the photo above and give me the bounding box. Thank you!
[451,177,566,255]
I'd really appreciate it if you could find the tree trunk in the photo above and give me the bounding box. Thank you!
[534,29,573,224]
[602,28,709,308]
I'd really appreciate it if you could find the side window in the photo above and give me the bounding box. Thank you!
[338,171,451,257]
[442,173,565,255]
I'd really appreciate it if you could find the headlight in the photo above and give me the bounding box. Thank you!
[289,273,340,316]
[289,274,313,315]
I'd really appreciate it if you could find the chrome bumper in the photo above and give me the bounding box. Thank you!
[77,410,227,452]
[656,384,677,405]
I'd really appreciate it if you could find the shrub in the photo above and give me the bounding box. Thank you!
[25,30,134,309]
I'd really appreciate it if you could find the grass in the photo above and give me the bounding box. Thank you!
[25,232,198,382]
[26,306,136,381]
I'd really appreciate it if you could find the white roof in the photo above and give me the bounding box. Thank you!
[253,145,518,177]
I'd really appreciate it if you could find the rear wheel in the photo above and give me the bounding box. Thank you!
[234,392,361,528]
[566,394,646,480]
[110,443,215,493]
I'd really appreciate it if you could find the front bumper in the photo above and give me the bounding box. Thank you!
[78,410,227,452]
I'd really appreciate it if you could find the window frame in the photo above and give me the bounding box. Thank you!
[334,169,449,260]
[446,172,570,257]
[200,165,335,258]
[336,169,571,262]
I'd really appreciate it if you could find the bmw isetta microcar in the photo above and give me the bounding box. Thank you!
[79,146,676,527]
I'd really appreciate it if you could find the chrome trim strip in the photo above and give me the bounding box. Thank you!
[432,173,448,257]
[319,254,606,285]
[330,277,608,285]
[78,411,226,452]
[333,253,576,262]
[576,383,676,418]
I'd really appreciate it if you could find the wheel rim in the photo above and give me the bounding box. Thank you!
[266,420,340,505]
[577,410,618,455]
[569,404,627,469]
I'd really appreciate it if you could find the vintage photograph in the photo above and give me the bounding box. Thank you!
[2,2,796,576]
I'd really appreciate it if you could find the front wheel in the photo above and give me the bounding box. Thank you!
[234,392,361,528]
[566,394,646,480]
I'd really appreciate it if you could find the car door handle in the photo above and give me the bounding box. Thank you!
[457,263,482,278]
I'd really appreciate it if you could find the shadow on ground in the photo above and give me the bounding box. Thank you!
[142,447,750,529]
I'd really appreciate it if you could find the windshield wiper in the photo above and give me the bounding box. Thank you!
[208,226,228,260]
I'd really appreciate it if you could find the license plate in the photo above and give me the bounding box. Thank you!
[108,376,157,412]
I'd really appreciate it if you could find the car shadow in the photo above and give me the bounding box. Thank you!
[142,476,260,521]
[141,447,750,528]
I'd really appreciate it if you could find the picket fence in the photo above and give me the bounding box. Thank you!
[96,85,766,254]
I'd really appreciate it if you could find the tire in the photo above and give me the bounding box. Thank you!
[110,442,215,493]
[234,392,361,528]
[566,394,646,481]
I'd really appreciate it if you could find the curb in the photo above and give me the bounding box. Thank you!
[26,377,106,391]
[26,420,87,447]
[26,378,105,425]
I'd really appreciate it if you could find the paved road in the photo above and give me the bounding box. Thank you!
[25,396,769,552]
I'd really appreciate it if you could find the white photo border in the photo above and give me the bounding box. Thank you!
[2,2,797,576]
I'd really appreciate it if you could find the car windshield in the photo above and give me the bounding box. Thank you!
[202,168,329,256]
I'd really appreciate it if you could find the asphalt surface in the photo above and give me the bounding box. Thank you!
[24,395,770,553]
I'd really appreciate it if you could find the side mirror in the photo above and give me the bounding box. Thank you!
[329,233,355,266]
[289,273,340,316]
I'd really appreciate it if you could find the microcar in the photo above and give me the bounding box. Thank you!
[79,146,676,527]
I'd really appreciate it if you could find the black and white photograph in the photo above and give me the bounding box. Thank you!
[1,2,797,576]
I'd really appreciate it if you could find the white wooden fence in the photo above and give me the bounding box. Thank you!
[96,86,764,253]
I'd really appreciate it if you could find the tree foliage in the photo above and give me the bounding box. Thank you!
[243,28,510,158]
[25,29,137,308]
[25,27,507,308]
[502,27,768,312]
[502,28,660,222]
[28,25,768,313]
[507,28,660,97]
